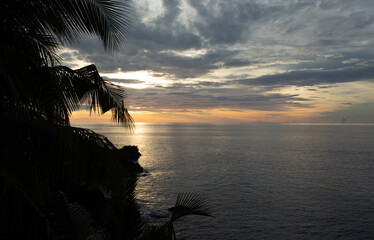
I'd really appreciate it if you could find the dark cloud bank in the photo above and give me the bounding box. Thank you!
[67,0,374,120]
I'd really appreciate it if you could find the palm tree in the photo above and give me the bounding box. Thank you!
[0,0,133,125]
[0,1,141,239]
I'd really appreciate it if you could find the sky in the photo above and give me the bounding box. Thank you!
[66,0,374,123]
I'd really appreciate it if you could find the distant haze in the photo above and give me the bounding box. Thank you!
[67,0,374,123]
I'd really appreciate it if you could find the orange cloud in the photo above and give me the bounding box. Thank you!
[70,107,325,124]
[70,110,112,123]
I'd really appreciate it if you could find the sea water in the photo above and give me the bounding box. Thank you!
[73,123,374,240]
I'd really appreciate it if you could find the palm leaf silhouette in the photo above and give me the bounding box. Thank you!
[139,192,214,240]
[170,192,213,222]
[1,0,131,101]
[1,0,130,52]
[38,64,134,126]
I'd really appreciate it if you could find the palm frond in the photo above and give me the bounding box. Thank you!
[100,177,142,240]
[46,193,111,240]
[170,192,214,222]
[12,64,134,126]
[35,66,81,124]
[0,171,58,240]
[73,64,134,127]
[138,224,172,240]
[66,202,96,240]
[111,100,134,128]
[63,0,132,52]
[1,0,131,53]
[0,21,60,99]
[1,1,133,125]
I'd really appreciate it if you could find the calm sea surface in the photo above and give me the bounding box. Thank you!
[73,123,374,240]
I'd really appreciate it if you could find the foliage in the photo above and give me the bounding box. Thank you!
[0,0,141,239]
[0,116,142,239]
[0,0,132,125]
[139,192,214,240]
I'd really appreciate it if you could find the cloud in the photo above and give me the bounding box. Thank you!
[124,83,311,112]
[186,0,261,45]
[107,79,143,84]
[63,0,374,121]
[236,65,374,87]
[66,0,374,78]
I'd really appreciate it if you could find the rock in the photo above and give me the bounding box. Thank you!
[120,145,141,161]
[118,145,143,173]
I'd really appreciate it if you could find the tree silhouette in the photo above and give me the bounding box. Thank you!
[0,0,133,125]
[0,1,139,239]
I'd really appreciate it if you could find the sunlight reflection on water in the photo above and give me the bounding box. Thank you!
[73,122,374,240]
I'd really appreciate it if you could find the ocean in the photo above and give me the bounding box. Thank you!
[73,123,374,239]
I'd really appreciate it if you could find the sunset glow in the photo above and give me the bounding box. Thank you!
[66,0,374,124]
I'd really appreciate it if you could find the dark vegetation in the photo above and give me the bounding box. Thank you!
[0,0,212,239]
